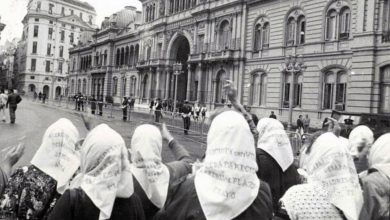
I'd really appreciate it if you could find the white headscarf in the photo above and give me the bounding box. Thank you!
[130,124,170,208]
[71,124,133,220]
[31,118,80,194]
[256,118,294,171]
[368,133,390,178]
[302,132,363,220]
[194,111,260,220]
[348,125,374,157]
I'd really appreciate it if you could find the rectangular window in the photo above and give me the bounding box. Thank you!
[283,83,290,107]
[34,18,39,22]
[70,9,74,15]
[79,12,83,20]
[45,61,51,72]
[61,7,65,15]
[336,83,346,110]
[49,3,54,14]
[294,83,302,107]
[59,46,64,57]
[33,25,39,37]
[323,83,333,109]
[198,35,204,53]
[70,33,74,43]
[263,26,270,48]
[32,41,38,54]
[58,62,63,73]
[157,43,162,58]
[31,59,36,71]
[47,43,51,56]
[30,76,35,79]
[60,30,65,42]
[48,27,53,40]
[49,20,53,24]
[326,15,337,40]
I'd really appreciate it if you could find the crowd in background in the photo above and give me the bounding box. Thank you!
[0,80,388,220]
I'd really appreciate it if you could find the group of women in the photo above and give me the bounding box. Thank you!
[0,84,388,220]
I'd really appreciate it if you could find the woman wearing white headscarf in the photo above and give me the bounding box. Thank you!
[155,111,273,220]
[359,133,390,220]
[130,124,193,220]
[0,118,80,219]
[256,118,299,212]
[348,125,374,173]
[48,124,144,220]
[278,132,363,220]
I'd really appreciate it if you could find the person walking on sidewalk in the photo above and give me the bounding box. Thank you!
[303,114,311,133]
[0,89,8,122]
[6,89,22,124]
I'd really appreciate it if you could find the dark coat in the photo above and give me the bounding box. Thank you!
[256,148,299,212]
[6,93,22,108]
[47,188,145,220]
[154,176,273,220]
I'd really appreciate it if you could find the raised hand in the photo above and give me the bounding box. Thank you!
[325,117,341,137]
[161,123,174,143]
[1,143,25,176]
[223,80,238,103]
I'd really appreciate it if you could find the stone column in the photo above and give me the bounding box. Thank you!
[186,64,192,101]
[156,68,161,98]
[148,68,153,100]
[164,69,170,99]
[197,63,203,103]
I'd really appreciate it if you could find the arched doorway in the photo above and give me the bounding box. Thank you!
[55,86,62,99]
[215,70,227,103]
[43,85,50,97]
[168,34,191,102]
[28,84,36,94]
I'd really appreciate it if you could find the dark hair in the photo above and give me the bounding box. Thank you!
[0,89,4,93]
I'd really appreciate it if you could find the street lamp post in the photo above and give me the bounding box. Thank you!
[282,55,306,130]
[172,62,183,113]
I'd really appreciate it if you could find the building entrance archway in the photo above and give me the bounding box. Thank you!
[168,34,191,102]
[43,85,50,97]
[55,86,62,99]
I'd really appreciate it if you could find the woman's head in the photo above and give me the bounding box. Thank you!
[348,125,374,157]
[78,124,133,219]
[256,118,294,171]
[31,118,80,194]
[130,124,163,165]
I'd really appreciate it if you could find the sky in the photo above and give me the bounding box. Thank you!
[0,0,142,45]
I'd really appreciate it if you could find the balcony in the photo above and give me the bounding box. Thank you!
[90,66,107,74]
[207,50,234,62]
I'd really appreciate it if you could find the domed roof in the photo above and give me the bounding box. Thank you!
[107,6,138,29]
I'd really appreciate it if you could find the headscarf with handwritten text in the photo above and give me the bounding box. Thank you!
[368,133,390,179]
[195,111,260,220]
[130,124,170,208]
[256,118,294,171]
[71,124,133,220]
[300,132,363,220]
[348,125,374,157]
[31,118,80,194]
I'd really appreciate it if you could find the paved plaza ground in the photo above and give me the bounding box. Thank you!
[0,100,207,168]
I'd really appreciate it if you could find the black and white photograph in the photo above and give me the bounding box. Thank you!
[0,0,389,219]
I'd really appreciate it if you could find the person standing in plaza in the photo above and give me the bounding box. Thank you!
[296,115,304,135]
[303,114,311,133]
[122,97,129,121]
[150,99,155,115]
[90,96,97,115]
[269,111,277,119]
[200,104,207,120]
[155,98,163,123]
[38,91,42,101]
[33,91,38,101]
[181,100,192,135]
[6,89,22,124]
[42,93,47,103]
[244,105,259,126]
[0,89,8,122]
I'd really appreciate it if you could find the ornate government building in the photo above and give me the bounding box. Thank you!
[69,0,390,126]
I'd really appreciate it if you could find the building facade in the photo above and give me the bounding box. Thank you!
[17,0,97,99]
[69,0,390,127]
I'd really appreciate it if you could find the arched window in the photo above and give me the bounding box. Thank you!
[130,76,137,96]
[135,44,140,64]
[129,46,134,66]
[285,9,305,46]
[125,46,130,65]
[282,73,302,108]
[95,52,100,66]
[116,49,120,66]
[77,79,81,93]
[113,77,118,96]
[250,73,267,106]
[381,66,390,113]
[82,79,87,94]
[104,50,108,66]
[218,21,231,50]
[253,18,270,52]
[71,79,75,94]
[215,70,226,103]
[122,77,127,97]
[322,69,348,110]
[120,48,125,65]
[383,0,390,42]
[325,1,351,41]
